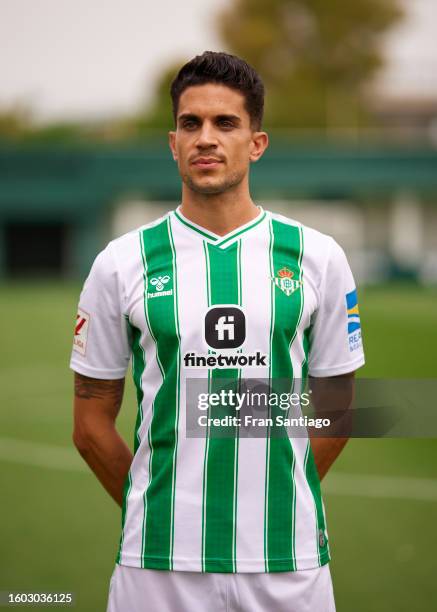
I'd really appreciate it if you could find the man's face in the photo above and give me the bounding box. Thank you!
[169,83,267,195]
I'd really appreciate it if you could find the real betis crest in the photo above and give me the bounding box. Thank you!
[272,267,302,296]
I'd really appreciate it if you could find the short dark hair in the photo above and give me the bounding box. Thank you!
[170,51,264,130]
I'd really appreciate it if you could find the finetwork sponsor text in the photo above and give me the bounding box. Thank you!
[184,351,268,369]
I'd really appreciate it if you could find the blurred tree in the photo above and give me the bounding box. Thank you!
[0,105,32,139]
[127,62,186,135]
[218,0,403,129]
[0,104,92,143]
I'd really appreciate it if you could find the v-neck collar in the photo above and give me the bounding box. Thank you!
[173,205,267,249]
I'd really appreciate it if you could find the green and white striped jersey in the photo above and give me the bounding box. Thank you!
[70,206,364,573]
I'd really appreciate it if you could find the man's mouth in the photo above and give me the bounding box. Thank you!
[191,157,223,169]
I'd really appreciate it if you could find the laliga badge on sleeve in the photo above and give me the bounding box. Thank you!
[73,308,90,356]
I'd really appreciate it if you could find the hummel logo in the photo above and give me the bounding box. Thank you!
[147,274,173,299]
[150,275,170,292]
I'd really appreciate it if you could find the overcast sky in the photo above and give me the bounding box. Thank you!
[1,0,436,122]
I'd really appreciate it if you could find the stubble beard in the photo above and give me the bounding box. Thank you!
[181,168,246,196]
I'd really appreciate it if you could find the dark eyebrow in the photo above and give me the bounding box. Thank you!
[216,114,241,125]
[177,113,200,124]
[177,113,242,125]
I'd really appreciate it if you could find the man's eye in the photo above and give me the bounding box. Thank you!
[218,120,234,128]
[183,121,198,129]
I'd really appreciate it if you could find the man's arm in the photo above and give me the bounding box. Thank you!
[308,371,355,481]
[72,372,133,506]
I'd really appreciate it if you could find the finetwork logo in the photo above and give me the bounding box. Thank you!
[184,351,268,369]
[184,305,268,369]
[147,275,173,298]
[216,315,234,340]
[205,306,245,349]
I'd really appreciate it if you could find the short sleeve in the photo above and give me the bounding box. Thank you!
[308,238,365,377]
[69,243,131,379]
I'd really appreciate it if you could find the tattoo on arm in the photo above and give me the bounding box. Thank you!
[74,373,125,405]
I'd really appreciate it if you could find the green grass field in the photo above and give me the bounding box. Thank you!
[0,282,436,611]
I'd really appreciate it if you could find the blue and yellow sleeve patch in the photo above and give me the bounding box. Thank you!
[346,289,361,334]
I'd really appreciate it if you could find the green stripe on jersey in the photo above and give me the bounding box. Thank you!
[305,441,330,565]
[301,325,310,382]
[116,322,145,563]
[264,219,303,572]
[202,241,240,572]
[301,324,330,566]
[140,217,181,570]
[130,323,146,453]
[116,472,132,564]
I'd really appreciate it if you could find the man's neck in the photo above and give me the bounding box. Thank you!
[179,186,260,237]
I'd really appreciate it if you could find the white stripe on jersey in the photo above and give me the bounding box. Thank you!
[118,232,164,566]
[170,215,209,571]
[235,222,271,571]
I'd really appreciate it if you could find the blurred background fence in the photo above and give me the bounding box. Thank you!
[1,134,437,284]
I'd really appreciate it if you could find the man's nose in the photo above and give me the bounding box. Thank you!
[196,123,218,148]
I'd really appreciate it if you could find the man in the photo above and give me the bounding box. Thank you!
[71,51,365,612]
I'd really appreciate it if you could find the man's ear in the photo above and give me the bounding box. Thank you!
[168,131,178,161]
[249,131,269,163]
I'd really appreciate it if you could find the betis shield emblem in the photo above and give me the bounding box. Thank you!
[272,267,302,296]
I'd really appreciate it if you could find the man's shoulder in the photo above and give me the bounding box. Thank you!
[108,211,172,253]
[267,210,336,254]
[88,211,173,282]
